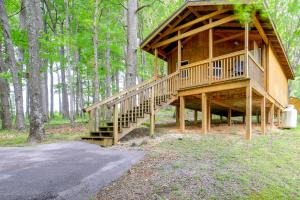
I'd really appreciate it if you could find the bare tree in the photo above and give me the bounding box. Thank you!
[0,0,25,130]
[23,0,46,142]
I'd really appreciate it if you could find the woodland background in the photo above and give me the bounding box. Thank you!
[0,0,299,142]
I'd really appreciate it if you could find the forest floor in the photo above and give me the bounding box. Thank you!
[0,118,88,146]
[95,111,300,200]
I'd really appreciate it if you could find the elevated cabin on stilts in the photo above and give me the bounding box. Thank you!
[83,0,294,146]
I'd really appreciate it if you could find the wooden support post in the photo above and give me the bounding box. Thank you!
[269,103,274,129]
[220,115,223,122]
[228,108,232,126]
[242,115,245,124]
[194,110,198,125]
[245,23,249,78]
[246,86,252,140]
[209,18,213,84]
[262,44,267,89]
[176,105,180,126]
[277,108,281,128]
[180,96,185,131]
[150,88,155,136]
[207,100,211,132]
[113,105,119,145]
[154,48,158,79]
[261,96,266,135]
[88,110,96,132]
[202,93,207,134]
[177,31,181,71]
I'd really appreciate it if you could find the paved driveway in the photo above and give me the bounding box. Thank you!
[0,141,144,200]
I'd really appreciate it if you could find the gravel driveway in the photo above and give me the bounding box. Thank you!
[0,141,144,200]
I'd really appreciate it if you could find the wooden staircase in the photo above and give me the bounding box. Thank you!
[82,72,180,146]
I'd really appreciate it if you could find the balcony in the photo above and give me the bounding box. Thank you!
[178,50,264,90]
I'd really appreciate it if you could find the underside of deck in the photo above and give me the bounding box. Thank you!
[171,78,283,139]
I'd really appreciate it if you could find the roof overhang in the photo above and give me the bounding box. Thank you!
[140,0,294,80]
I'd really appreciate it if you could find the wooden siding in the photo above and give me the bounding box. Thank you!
[167,30,246,73]
[268,46,288,106]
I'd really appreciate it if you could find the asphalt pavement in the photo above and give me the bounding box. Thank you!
[0,141,144,200]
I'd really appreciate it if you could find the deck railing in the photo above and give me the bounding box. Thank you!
[179,50,246,89]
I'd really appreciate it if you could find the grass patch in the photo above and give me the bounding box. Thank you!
[0,117,88,147]
[157,128,300,199]
[0,129,86,147]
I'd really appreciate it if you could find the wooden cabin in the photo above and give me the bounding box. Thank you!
[83,0,294,146]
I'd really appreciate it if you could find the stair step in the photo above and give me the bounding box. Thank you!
[82,136,114,147]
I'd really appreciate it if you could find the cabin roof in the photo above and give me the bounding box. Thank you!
[140,0,294,80]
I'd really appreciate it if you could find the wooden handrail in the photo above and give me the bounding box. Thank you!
[83,77,156,112]
[211,50,245,62]
[180,50,246,70]
[110,71,180,106]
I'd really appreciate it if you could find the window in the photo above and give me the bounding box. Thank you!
[177,60,189,78]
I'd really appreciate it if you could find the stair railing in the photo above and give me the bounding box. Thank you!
[83,77,157,133]
[111,71,180,142]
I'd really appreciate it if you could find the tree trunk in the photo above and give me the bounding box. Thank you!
[41,61,49,121]
[0,0,25,130]
[64,0,75,126]
[125,0,138,88]
[60,24,69,118]
[57,66,62,116]
[50,62,54,118]
[93,0,100,103]
[23,0,46,142]
[105,32,112,98]
[0,49,12,129]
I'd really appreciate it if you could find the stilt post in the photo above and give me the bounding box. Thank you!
[113,105,119,145]
[202,93,207,134]
[246,86,252,140]
[261,96,266,135]
[180,96,185,131]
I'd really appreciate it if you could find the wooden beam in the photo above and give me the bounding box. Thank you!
[245,23,249,78]
[246,85,252,140]
[202,93,207,135]
[159,9,230,40]
[176,105,180,127]
[148,11,192,48]
[194,110,198,125]
[261,96,266,135]
[179,79,250,97]
[209,18,213,84]
[207,99,211,132]
[153,15,238,48]
[269,103,274,129]
[277,109,282,128]
[113,105,119,145]
[252,15,269,45]
[180,96,185,131]
[228,108,232,126]
[177,31,182,71]
[188,7,201,18]
[154,49,158,79]
[150,88,155,136]
[211,99,244,113]
[214,32,244,44]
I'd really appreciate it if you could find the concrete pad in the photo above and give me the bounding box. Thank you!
[0,141,144,200]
